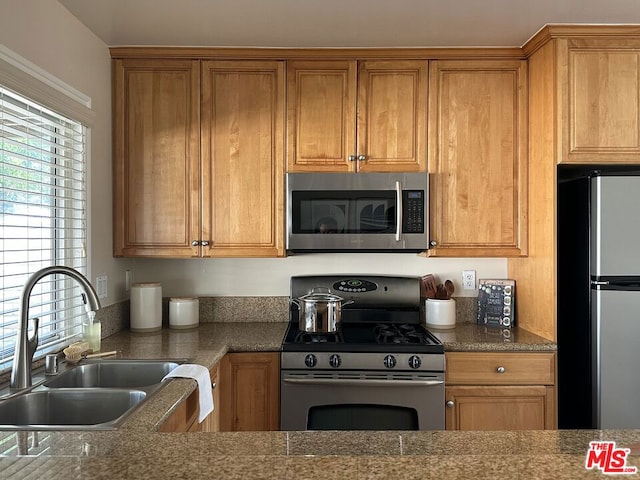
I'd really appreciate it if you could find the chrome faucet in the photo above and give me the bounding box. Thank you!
[10,266,101,391]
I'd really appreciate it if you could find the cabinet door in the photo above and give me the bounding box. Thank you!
[445,385,555,430]
[428,60,528,257]
[287,61,357,172]
[219,352,280,431]
[201,61,285,257]
[562,39,640,163]
[357,61,427,172]
[113,59,201,257]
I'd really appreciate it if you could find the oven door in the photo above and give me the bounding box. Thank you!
[280,370,444,431]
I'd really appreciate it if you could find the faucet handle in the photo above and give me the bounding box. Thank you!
[28,317,39,357]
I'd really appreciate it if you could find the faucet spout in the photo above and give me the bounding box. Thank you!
[10,266,101,391]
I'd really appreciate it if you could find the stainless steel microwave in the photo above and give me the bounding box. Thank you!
[286,172,428,252]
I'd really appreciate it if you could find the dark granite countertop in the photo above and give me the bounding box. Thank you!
[0,322,576,479]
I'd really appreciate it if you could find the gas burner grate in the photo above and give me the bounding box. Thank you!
[374,324,428,344]
[294,331,344,344]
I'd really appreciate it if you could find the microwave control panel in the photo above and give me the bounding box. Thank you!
[402,191,425,233]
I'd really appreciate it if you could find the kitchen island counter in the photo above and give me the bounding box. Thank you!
[1,428,638,478]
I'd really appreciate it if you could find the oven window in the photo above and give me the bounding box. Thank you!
[291,191,396,234]
[307,404,418,430]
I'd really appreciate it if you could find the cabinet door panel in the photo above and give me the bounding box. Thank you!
[220,352,280,431]
[201,61,285,256]
[113,59,201,257]
[428,60,528,257]
[445,386,553,430]
[567,47,640,160]
[287,61,357,171]
[357,61,427,172]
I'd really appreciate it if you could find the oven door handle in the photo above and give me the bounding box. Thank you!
[283,378,444,387]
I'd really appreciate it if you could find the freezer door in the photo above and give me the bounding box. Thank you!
[594,288,640,428]
[591,176,640,276]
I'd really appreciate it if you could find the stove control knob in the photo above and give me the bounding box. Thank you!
[408,355,422,369]
[304,354,317,368]
[383,355,397,369]
[329,354,342,368]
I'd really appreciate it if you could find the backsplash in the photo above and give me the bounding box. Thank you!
[97,296,478,335]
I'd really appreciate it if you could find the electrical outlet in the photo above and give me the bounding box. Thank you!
[96,274,108,299]
[462,270,476,290]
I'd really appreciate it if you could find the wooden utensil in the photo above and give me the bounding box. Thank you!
[444,280,455,298]
[421,274,438,299]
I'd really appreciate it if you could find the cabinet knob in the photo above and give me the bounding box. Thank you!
[357,154,367,161]
[348,155,357,161]
[496,366,506,373]
[211,381,216,389]
[191,240,200,246]
[201,240,210,247]
[429,240,437,247]
[446,400,454,408]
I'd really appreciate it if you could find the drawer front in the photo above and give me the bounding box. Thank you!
[445,352,555,385]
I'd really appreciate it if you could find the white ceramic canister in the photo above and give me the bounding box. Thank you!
[424,298,456,330]
[169,297,199,329]
[130,282,162,332]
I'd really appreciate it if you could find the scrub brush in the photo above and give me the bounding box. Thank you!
[63,341,117,363]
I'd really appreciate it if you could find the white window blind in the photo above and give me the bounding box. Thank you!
[0,85,88,373]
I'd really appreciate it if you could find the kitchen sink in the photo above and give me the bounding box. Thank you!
[0,358,187,430]
[43,359,181,388]
[0,388,146,430]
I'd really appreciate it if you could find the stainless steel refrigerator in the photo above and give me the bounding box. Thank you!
[558,167,640,429]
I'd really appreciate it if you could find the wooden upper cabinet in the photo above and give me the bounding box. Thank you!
[113,59,201,257]
[357,61,427,172]
[201,60,285,257]
[428,59,528,257]
[561,38,640,163]
[287,60,427,172]
[286,61,356,172]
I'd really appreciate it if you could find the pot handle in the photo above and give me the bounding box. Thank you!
[290,298,301,308]
[309,287,331,294]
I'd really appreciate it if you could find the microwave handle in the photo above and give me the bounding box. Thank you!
[395,181,402,242]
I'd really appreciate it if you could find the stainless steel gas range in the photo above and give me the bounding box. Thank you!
[280,275,445,431]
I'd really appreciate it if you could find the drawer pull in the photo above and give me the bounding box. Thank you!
[496,366,505,373]
[446,400,454,408]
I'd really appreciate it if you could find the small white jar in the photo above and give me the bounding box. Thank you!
[424,298,456,330]
[169,297,199,329]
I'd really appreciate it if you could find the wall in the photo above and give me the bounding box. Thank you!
[0,0,134,306]
[132,255,506,297]
[0,0,507,305]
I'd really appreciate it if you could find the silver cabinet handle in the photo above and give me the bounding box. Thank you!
[496,366,505,373]
[429,240,437,247]
[211,381,216,389]
[357,154,366,161]
[201,241,210,247]
[191,240,200,246]
[348,155,357,161]
[446,400,454,408]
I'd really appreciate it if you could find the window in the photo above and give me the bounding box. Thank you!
[0,85,88,373]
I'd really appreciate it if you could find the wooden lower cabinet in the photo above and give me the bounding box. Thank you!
[159,363,219,432]
[219,352,280,431]
[445,352,556,431]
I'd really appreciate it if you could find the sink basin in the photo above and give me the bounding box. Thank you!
[44,360,180,388]
[0,389,146,430]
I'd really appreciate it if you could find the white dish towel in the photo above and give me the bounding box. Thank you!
[163,364,214,423]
